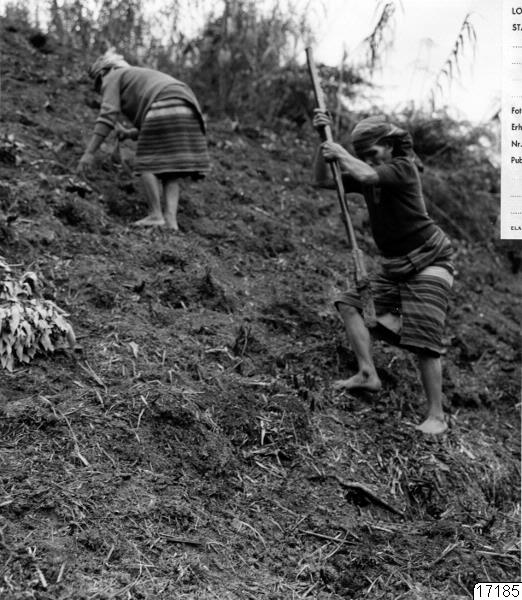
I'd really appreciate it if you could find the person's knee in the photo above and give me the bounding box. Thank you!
[415,350,441,362]
[336,302,361,319]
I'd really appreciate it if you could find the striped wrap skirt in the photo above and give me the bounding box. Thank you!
[335,254,454,356]
[135,93,210,178]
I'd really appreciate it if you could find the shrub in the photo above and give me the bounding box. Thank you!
[183,0,318,119]
[0,258,75,371]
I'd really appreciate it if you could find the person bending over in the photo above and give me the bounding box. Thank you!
[313,112,454,435]
[78,49,210,230]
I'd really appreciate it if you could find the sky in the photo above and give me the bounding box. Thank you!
[306,0,501,122]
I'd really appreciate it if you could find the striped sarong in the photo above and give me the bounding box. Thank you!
[335,255,454,356]
[135,93,210,177]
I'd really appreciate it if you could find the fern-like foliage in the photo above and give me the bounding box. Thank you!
[358,0,400,74]
[428,13,477,110]
[0,259,75,371]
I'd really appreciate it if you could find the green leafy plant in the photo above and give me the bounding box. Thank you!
[0,258,75,371]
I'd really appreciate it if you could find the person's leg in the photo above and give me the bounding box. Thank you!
[162,177,180,231]
[333,303,381,391]
[134,171,165,226]
[399,265,453,434]
[415,353,447,434]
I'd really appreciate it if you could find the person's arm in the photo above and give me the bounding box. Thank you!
[312,144,335,188]
[313,143,369,194]
[312,109,378,186]
[320,141,378,185]
[84,131,106,154]
[77,70,122,176]
[77,125,112,176]
[115,122,139,141]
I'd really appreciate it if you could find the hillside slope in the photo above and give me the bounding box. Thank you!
[0,20,520,600]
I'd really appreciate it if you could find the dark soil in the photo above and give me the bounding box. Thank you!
[0,20,520,600]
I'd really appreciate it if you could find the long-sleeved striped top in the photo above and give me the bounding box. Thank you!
[94,66,204,137]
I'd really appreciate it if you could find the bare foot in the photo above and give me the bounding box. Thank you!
[415,415,448,435]
[163,215,179,231]
[332,372,382,392]
[133,215,165,227]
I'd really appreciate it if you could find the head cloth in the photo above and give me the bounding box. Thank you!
[351,116,409,156]
[89,48,129,79]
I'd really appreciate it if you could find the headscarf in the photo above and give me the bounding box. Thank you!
[351,115,423,171]
[88,48,130,80]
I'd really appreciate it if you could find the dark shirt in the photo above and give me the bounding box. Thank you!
[342,156,437,257]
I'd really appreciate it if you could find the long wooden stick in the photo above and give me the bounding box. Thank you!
[306,47,376,327]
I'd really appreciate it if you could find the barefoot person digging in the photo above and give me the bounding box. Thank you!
[313,113,455,435]
[77,49,210,229]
